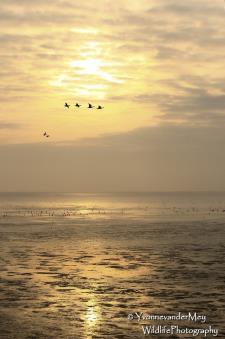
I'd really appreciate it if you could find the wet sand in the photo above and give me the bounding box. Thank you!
[0,212,225,338]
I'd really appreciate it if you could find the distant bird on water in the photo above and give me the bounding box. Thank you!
[97,105,104,109]
[75,103,81,107]
[64,102,70,108]
[88,103,95,108]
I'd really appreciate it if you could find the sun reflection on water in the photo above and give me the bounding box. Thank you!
[86,306,98,323]
[84,296,100,337]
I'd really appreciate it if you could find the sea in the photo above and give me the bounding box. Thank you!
[0,192,224,338]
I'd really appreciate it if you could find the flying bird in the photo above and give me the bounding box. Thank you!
[97,105,104,109]
[64,102,70,108]
[75,103,82,107]
[88,103,95,108]
[43,132,50,138]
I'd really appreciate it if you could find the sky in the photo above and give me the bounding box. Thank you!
[0,0,225,192]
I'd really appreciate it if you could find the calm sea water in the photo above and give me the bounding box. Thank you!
[1,191,225,220]
[0,192,224,338]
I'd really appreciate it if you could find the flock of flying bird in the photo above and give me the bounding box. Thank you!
[65,102,104,109]
[43,102,104,138]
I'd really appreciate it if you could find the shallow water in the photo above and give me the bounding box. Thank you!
[0,193,225,338]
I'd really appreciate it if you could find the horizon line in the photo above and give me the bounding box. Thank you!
[0,190,225,194]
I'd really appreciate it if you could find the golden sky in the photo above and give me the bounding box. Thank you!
[0,0,225,191]
[1,0,224,144]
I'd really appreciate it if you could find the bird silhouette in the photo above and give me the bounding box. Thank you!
[75,103,81,107]
[88,103,95,108]
[64,102,70,108]
[97,105,104,109]
[43,132,50,138]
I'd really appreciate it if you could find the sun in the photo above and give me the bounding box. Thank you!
[70,58,124,84]
[50,55,124,94]
[70,58,104,76]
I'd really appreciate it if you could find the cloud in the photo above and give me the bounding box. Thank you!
[0,121,21,129]
[161,92,225,113]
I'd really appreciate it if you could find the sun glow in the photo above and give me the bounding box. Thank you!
[70,58,104,75]
[70,58,124,84]
[50,74,69,87]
